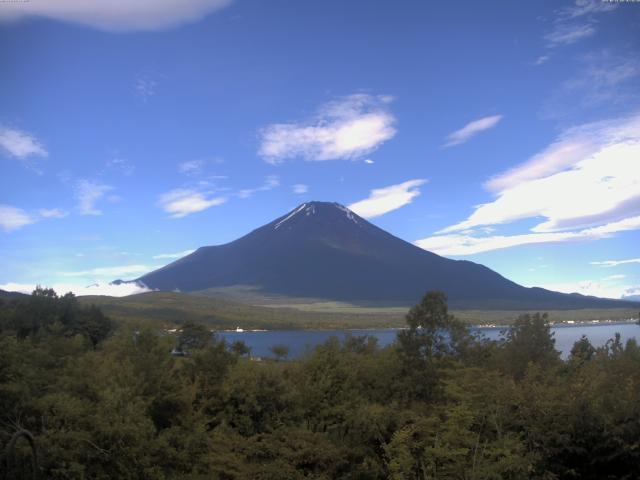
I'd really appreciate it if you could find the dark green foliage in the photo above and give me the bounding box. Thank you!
[1,289,639,479]
[570,334,596,363]
[499,312,560,379]
[176,322,212,353]
[0,287,113,347]
[230,340,251,357]
[269,344,289,361]
[396,291,473,402]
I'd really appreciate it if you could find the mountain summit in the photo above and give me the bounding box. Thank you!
[135,202,637,309]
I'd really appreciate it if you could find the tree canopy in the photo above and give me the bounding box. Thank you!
[1,289,639,479]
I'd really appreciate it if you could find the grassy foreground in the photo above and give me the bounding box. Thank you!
[79,291,639,330]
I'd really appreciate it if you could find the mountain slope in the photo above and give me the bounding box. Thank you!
[135,202,639,309]
[0,289,28,300]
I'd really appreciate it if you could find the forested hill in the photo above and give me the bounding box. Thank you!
[0,288,28,300]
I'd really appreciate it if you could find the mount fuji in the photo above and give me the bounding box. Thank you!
[131,202,639,309]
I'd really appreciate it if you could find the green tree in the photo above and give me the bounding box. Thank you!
[569,334,596,363]
[270,344,289,361]
[230,340,251,357]
[396,291,470,402]
[500,312,560,380]
[177,322,212,353]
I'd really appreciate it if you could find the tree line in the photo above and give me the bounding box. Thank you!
[1,289,639,479]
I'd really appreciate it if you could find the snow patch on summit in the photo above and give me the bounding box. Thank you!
[274,203,307,229]
[335,203,359,224]
[274,202,360,229]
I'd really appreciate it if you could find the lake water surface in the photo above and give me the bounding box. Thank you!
[219,323,640,359]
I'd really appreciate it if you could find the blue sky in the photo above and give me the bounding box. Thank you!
[1,0,639,299]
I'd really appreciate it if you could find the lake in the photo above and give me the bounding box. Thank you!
[219,322,640,359]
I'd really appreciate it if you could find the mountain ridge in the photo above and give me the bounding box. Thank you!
[132,202,640,310]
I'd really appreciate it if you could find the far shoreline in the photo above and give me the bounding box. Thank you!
[213,318,640,334]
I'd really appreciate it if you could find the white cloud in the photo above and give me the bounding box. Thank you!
[417,231,579,256]
[59,264,155,278]
[259,94,396,164]
[349,179,427,219]
[135,75,157,100]
[545,23,595,46]
[443,118,640,234]
[417,113,640,255]
[0,0,232,32]
[563,0,617,18]
[559,52,640,110]
[159,188,227,218]
[542,1,617,50]
[0,281,150,297]
[623,287,640,298]
[605,274,626,280]
[485,114,640,192]
[0,126,48,172]
[0,205,36,232]
[106,157,135,176]
[443,115,502,148]
[178,159,205,175]
[528,279,631,300]
[364,159,375,164]
[292,184,309,194]
[591,258,640,268]
[457,144,639,234]
[417,215,640,256]
[152,249,195,259]
[535,55,550,66]
[484,120,609,192]
[38,208,68,219]
[237,175,280,199]
[75,179,114,216]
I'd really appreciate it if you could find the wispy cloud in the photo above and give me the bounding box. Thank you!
[237,175,280,199]
[0,281,150,297]
[534,55,550,66]
[106,157,135,176]
[417,113,640,255]
[443,115,502,148]
[0,0,233,32]
[59,264,154,278]
[152,249,195,260]
[38,208,68,219]
[417,216,640,256]
[177,157,224,177]
[349,179,427,219]
[483,114,640,192]
[75,179,114,216]
[591,258,640,268]
[556,51,640,111]
[605,274,626,280]
[0,205,69,233]
[0,126,48,172]
[0,205,36,232]
[135,74,157,101]
[0,126,47,158]
[364,159,375,165]
[178,159,205,176]
[159,188,227,218]
[292,184,309,194]
[259,94,396,164]
[562,0,617,19]
[543,0,616,49]
[545,23,595,46]
[527,278,634,300]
